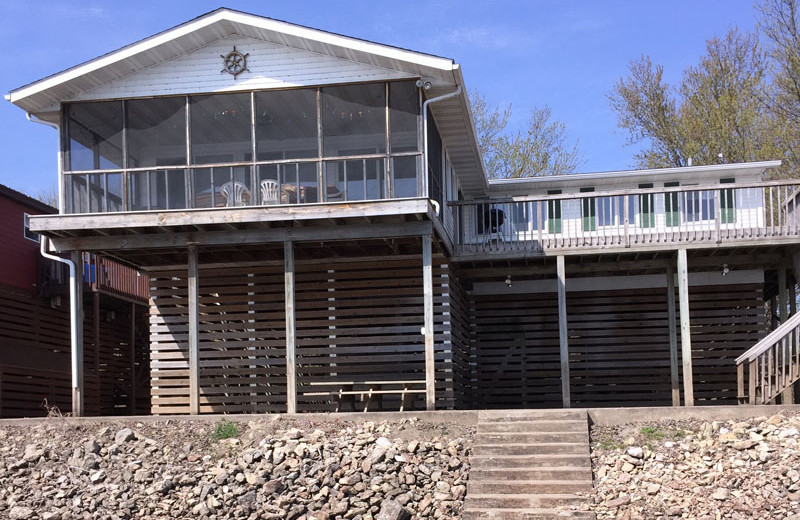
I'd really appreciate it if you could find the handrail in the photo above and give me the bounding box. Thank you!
[448,179,800,206]
[736,311,800,364]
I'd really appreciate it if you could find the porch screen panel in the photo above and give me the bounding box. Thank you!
[196,265,287,414]
[322,84,386,157]
[66,101,124,171]
[190,93,252,165]
[126,97,187,168]
[389,81,419,153]
[256,89,318,160]
[294,254,453,412]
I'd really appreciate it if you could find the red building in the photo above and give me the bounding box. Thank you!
[0,184,150,417]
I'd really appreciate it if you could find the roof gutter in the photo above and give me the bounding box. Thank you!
[422,85,462,205]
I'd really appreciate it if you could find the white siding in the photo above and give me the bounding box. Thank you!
[70,35,415,102]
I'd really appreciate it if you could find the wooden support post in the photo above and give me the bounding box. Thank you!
[93,292,100,377]
[284,241,297,414]
[70,251,85,417]
[779,268,788,323]
[557,255,570,408]
[188,245,199,415]
[677,249,694,406]
[130,301,136,414]
[666,259,680,406]
[778,269,794,404]
[422,233,436,411]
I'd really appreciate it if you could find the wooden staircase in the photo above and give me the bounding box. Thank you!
[737,311,800,405]
[463,409,594,520]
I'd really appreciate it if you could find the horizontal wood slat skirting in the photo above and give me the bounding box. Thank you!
[149,252,459,415]
[0,284,149,417]
[468,283,766,408]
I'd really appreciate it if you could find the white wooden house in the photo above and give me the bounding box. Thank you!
[7,8,800,416]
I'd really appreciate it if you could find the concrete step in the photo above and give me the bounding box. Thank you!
[478,419,588,433]
[464,493,585,509]
[477,432,587,444]
[471,467,593,481]
[468,479,593,495]
[462,508,596,520]
[478,410,587,422]
[471,454,591,469]
[473,443,589,456]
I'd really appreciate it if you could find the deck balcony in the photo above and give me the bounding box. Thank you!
[38,253,150,304]
[447,180,800,258]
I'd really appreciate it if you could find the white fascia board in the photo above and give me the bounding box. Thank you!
[487,160,783,191]
[450,65,489,193]
[224,11,455,72]
[8,9,456,105]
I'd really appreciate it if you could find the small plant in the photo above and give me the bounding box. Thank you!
[212,420,239,441]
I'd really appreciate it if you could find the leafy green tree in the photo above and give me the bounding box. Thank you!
[609,28,792,175]
[470,90,581,179]
[759,0,800,170]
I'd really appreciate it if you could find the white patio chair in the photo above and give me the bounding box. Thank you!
[220,180,250,207]
[260,179,280,205]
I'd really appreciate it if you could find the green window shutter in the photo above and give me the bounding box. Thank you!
[720,178,735,224]
[580,187,596,231]
[638,183,655,228]
[548,190,562,233]
[665,182,680,227]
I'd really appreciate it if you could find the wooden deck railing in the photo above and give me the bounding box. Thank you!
[83,253,150,303]
[447,180,800,256]
[737,311,800,404]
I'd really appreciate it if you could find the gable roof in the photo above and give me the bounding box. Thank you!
[5,7,457,114]
[5,7,489,196]
[0,184,57,214]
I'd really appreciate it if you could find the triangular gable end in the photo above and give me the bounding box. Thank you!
[70,34,418,102]
[7,8,457,116]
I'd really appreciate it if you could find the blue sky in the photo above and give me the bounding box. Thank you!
[0,1,760,196]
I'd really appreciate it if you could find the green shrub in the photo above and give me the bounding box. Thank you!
[212,420,239,441]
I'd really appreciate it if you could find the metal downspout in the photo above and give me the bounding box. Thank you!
[40,238,82,416]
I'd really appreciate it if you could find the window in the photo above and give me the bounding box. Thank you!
[580,187,596,231]
[547,190,562,233]
[638,183,655,228]
[720,178,736,223]
[665,182,680,227]
[683,188,714,222]
[23,213,39,242]
[597,196,621,227]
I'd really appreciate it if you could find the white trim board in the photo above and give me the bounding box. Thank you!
[471,269,764,296]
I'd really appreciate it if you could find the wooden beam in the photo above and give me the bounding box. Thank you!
[49,221,433,253]
[187,245,199,415]
[422,233,436,411]
[30,198,430,232]
[70,251,85,417]
[557,255,570,408]
[666,259,680,406]
[284,241,297,414]
[677,248,694,407]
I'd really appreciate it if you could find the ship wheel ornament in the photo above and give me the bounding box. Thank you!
[220,46,250,79]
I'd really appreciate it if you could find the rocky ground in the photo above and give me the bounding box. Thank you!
[589,411,800,520]
[0,416,473,520]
